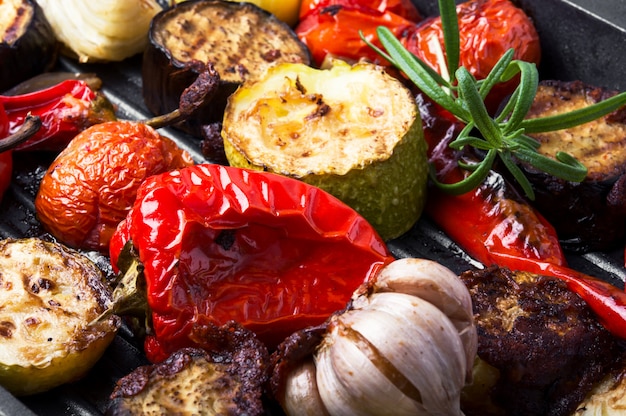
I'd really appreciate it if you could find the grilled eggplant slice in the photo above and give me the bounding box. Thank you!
[520,80,626,252]
[222,59,428,240]
[0,238,120,396]
[107,323,269,416]
[460,266,624,416]
[0,0,57,92]
[142,0,311,138]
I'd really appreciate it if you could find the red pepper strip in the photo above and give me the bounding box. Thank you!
[295,3,419,66]
[0,103,11,200]
[419,93,626,339]
[418,93,567,267]
[0,79,116,152]
[109,164,394,362]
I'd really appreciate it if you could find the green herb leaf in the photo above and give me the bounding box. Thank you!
[369,1,626,200]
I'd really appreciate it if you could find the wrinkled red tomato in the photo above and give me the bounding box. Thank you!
[401,0,541,110]
[35,120,194,253]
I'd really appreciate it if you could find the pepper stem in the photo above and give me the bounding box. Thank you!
[0,114,41,152]
[143,62,220,130]
[90,241,150,330]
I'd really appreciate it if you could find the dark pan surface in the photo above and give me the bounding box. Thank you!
[3,0,626,414]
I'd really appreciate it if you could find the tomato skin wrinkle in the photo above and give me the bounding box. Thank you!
[110,164,393,362]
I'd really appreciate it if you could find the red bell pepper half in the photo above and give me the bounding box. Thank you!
[109,164,394,362]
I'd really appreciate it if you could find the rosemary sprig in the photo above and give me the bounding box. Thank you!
[364,0,626,200]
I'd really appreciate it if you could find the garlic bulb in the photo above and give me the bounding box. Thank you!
[280,258,477,416]
[38,0,162,62]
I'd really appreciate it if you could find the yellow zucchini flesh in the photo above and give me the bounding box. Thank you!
[0,238,119,396]
[222,59,428,240]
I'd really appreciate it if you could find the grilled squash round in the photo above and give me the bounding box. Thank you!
[0,238,120,396]
[222,59,428,240]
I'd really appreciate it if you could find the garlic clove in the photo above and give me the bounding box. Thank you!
[282,359,330,416]
[315,315,425,415]
[315,292,466,416]
[372,258,477,382]
[373,258,473,325]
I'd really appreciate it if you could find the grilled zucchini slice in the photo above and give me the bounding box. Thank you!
[0,238,119,396]
[222,59,428,240]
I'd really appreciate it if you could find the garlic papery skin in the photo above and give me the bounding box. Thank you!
[316,292,467,416]
[372,258,477,382]
[279,258,477,416]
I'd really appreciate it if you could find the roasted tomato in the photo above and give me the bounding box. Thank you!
[295,1,421,66]
[34,121,194,253]
[401,0,541,110]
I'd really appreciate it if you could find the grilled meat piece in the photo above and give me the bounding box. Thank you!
[520,80,626,252]
[107,322,269,416]
[460,266,624,416]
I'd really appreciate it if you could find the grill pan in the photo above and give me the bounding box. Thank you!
[3,0,626,414]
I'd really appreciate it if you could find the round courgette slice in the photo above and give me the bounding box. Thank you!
[0,238,119,396]
[222,60,428,240]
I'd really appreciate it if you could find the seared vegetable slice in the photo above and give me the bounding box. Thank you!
[142,0,310,137]
[460,266,622,416]
[0,238,120,396]
[223,59,428,240]
[521,80,626,252]
[108,324,269,416]
[0,0,57,92]
[37,0,162,62]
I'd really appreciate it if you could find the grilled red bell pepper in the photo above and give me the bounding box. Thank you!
[109,164,394,362]
[299,0,422,21]
[0,103,41,202]
[295,0,421,66]
[0,103,10,200]
[0,79,116,152]
[419,93,626,340]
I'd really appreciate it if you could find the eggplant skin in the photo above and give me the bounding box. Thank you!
[142,0,311,138]
[0,238,119,396]
[0,0,58,92]
[520,80,626,252]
